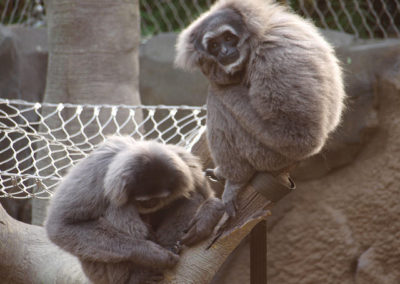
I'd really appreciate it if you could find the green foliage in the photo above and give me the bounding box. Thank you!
[288,0,399,38]
[0,0,31,24]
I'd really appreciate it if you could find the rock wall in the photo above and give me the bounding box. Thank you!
[265,58,400,284]
[139,32,208,106]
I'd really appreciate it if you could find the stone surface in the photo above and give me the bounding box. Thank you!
[139,32,209,106]
[0,25,48,102]
[270,59,400,284]
[293,41,400,180]
[320,29,355,47]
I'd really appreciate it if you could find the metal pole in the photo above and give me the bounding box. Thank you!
[250,220,267,284]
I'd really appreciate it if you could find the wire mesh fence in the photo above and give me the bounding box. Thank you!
[289,0,400,39]
[0,0,45,27]
[1,0,399,38]
[140,0,400,38]
[0,98,206,199]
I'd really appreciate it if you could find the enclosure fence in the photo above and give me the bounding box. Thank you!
[0,98,206,199]
[0,0,45,27]
[1,0,400,39]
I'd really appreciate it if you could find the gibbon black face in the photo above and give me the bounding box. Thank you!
[126,154,185,211]
[193,8,249,72]
[207,30,240,65]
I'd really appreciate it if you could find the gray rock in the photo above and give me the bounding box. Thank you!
[0,25,48,102]
[320,29,355,47]
[139,32,208,106]
[293,39,400,180]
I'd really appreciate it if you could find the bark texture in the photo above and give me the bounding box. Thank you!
[0,204,89,284]
[33,0,142,225]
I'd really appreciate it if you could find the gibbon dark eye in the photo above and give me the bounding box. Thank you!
[210,41,218,49]
[222,32,238,46]
[207,40,220,55]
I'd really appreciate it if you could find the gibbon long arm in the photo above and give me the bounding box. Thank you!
[46,216,178,268]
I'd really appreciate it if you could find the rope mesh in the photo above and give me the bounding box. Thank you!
[0,98,207,200]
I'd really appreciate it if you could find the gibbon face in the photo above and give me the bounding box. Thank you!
[125,153,188,213]
[193,8,250,74]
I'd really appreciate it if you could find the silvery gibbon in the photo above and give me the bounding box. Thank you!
[175,0,346,216]
[45,136,224,284]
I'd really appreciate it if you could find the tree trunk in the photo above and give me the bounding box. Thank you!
[32,0,141,225]
[0,204,89,284]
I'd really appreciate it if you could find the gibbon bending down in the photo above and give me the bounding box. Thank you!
[45,136,224,284]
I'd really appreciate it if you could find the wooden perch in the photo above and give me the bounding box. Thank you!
[163,183,273,284]
[0,135,287,283]
[0,203,89,284]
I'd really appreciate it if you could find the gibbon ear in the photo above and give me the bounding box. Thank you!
[104,151,135,206]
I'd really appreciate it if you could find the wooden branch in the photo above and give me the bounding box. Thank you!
[163,178,272,283]
[0,204,89,284]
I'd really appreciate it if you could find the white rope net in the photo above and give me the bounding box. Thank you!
[0,98,207,200]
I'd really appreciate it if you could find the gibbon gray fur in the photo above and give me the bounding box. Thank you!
[45,136,224,284]
[175,0,346,216]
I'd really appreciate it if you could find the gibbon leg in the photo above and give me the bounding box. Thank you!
[222,179,250,218]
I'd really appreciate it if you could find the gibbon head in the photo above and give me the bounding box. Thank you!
[193,8,250,74]
[176,0,287,84]
[104,141,195,214]
[175,7,251,83]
